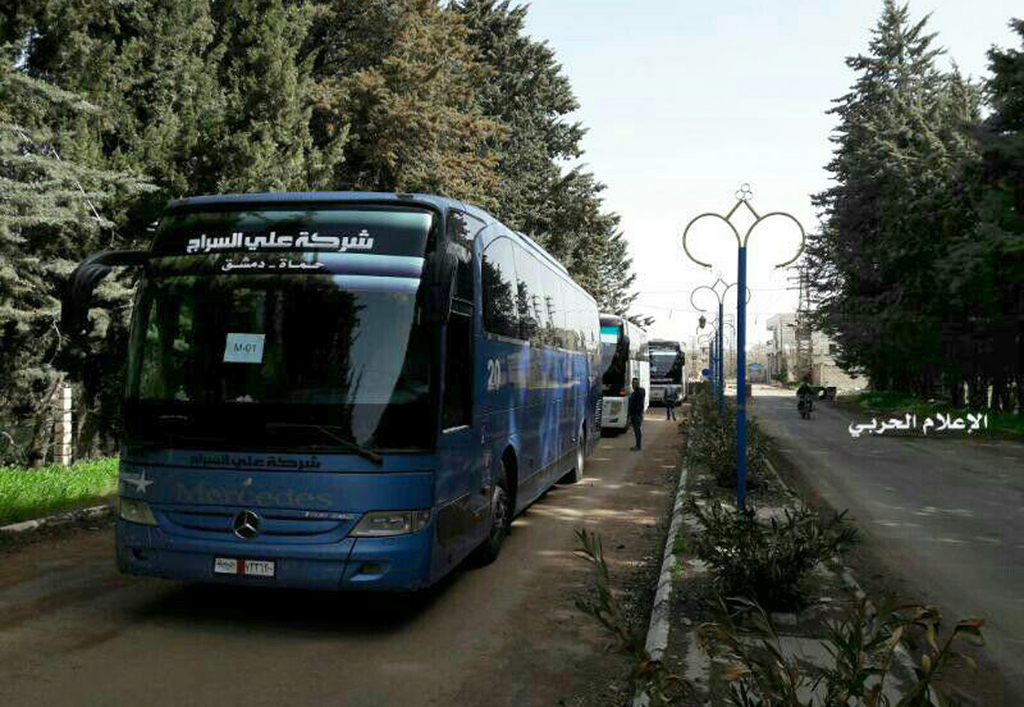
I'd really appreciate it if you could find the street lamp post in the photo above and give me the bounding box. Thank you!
[697,331,714,398]
[691,280,746,415]
[709,319,737,414]
[682,184,805,510]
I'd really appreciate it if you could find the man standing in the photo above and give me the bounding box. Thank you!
[664,383,678,421]
[627,376,646,451]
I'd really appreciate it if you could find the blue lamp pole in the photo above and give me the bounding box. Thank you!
[691,280,746,415]
[682,184,805,509]
[697,331,714,396]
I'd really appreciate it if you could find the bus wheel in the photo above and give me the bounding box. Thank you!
[560,433,585,484]
[474,459,510,565]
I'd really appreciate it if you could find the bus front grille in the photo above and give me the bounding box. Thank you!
[161,507,354,544]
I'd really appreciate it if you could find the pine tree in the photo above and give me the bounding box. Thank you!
[453,0,635,308]
[454,0,584,229]
[309,0,503,204]
[0,56,152,463]
[20,0,343,198]
[939,19,1024,411]
[208,0,339,192]
[805,1,980,395]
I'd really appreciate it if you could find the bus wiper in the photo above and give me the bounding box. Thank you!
[264,423,384,466]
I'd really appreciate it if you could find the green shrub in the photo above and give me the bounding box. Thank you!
[686,495,859,610]
[680,391,771,488]
[698,595,985,706]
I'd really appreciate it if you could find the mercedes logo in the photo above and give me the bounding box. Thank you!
[232,510,260,540]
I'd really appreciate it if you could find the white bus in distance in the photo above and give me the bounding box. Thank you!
[648,338,687,406]
[598,314,650,432]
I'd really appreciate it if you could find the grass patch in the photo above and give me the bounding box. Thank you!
[670,560,686,586]
[848,391,1024,438]
[672,530,688,555]
[0,458,118,526]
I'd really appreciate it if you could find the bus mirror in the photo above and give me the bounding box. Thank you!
[425,246,459,324]
[62,250,149,335]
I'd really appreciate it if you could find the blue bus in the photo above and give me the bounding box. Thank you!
[62,192,602,591]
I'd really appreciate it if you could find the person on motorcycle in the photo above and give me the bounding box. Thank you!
[796,377,814,415]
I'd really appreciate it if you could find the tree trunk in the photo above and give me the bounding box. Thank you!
[75,405,100,460]
[25,375,64,466]
[992,376,1006,413]
[952,379,965,408]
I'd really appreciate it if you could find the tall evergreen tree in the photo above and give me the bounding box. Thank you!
[0,57,152,462]
[20,0,342,199]
[805,1,980,395]
[308,0,503,205]
[208,0,338,192]
[939,19,1024,410]
[453,0,636,309]
[454,0,585,230]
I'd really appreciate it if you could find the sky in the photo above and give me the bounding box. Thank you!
[520,0,1020,353]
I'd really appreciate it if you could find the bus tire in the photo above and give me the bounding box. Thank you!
[559,431,585,484]
[473,458,511,565]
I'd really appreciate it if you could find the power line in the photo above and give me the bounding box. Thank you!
[633,299,794,311]
[635,286,793,295]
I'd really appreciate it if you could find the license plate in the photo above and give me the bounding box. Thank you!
[214,558,275,578]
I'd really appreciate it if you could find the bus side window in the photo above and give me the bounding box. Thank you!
[481,237,519,339]
[515,247,544,345]
[539,264,559,348]
[442,312,473,430]
[572,290,585,352]
[553,279,569,350]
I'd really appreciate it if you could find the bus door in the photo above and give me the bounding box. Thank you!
[434,242,486,567]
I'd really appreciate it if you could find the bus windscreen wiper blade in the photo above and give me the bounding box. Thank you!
[264,423,383,465]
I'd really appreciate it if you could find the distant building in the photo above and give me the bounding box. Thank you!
[765,314,866,391]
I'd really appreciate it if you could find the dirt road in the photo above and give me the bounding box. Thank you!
[0,412,679,707]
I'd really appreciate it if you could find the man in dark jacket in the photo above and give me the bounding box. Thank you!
[664,384,679,421]
[796,376,814,413]
[627,377,646,451]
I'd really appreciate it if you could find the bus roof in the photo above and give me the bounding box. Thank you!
[166,191,457,213]
[163,191,586,299]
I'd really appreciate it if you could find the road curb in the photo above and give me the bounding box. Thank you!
[633,462,689,707]
[0,503,114,535]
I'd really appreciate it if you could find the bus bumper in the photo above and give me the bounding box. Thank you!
[116,519,434,592]
[601,396,628,429]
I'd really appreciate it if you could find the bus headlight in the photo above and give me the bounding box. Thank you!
[119,497,158,526]
[350,510,431,537]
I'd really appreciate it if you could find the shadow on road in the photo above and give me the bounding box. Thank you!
[128,563,468,637]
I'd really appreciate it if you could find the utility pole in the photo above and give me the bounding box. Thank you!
[788,266,813,382]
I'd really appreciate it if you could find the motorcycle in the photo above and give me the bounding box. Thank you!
[797,393,814,419]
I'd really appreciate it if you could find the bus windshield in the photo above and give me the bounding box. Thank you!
[650,349,682,380]
[125,274,433,452]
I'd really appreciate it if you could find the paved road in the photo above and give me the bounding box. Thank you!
[0,413,678,707]
[749,386,1024,704]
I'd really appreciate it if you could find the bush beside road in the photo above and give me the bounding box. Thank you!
[0,458,117,527]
